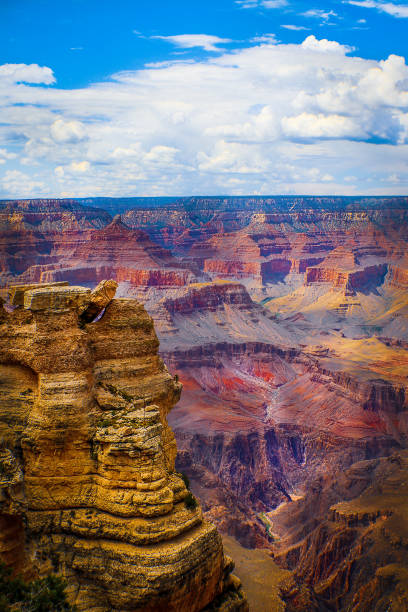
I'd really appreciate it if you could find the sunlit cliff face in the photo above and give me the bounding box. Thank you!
[0,281,247,612]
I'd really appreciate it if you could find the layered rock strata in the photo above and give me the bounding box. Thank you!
[386,262,408,290]
[138,279,407,550]
[275,451,408,611]
[0,281,247,611]
[0,215,193,291]
[0,199,111,232]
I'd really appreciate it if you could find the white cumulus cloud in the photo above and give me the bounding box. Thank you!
[282,112,362,138]
[0,63,55,85]
[50,119,86,143]
[70,161,91,173]
[0,37,408,197]
[0,149,17,164]
[1,170,45,196]
[301,35,354,53]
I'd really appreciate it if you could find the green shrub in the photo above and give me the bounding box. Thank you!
[180,472,190,490]
[184,492,198,510]
[0,562,75,611]
[97,419,111,429]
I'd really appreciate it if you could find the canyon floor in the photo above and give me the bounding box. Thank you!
[1,196,408,610]
[222,535,290,612]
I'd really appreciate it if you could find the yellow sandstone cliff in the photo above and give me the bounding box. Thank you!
[0,280,248,611]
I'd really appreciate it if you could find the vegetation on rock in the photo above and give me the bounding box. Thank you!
[0,563,74,612]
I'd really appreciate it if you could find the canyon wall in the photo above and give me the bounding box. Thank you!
[2,197,408,610]
[274,450,408,611]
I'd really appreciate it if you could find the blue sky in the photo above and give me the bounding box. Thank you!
[0,0,408,197]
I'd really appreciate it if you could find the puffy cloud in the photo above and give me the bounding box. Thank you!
[0,63,55,85]
[144,145,179,164]
[0,149,17,164]
[54,161,91,177]
[197,140,271,174]
[0,36,408,197]
[110,144,143,159]
[358,55,408,107]
[50,119,86,143]
[1,170,45,196]
[282,113,363,138]
[151,34,231,52]
[301,35,354,54]
[291,53,408,132]
[69,161,91,173]
[205,105,280,141]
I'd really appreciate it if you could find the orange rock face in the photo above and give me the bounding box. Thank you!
[0,282,248,611]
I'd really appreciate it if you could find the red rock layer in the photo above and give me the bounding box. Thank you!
[0,215,194,290]
[386,263,408,290]
[162,283,254,315]
[28,265,190,287]
[305,263,387,292]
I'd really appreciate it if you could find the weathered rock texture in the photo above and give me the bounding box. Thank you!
[0,281,247,611]
[275,450,408,611]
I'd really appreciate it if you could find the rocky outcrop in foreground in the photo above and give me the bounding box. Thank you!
[0,281,247,611]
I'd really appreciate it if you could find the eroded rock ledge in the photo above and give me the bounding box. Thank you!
[0,280,247,611]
